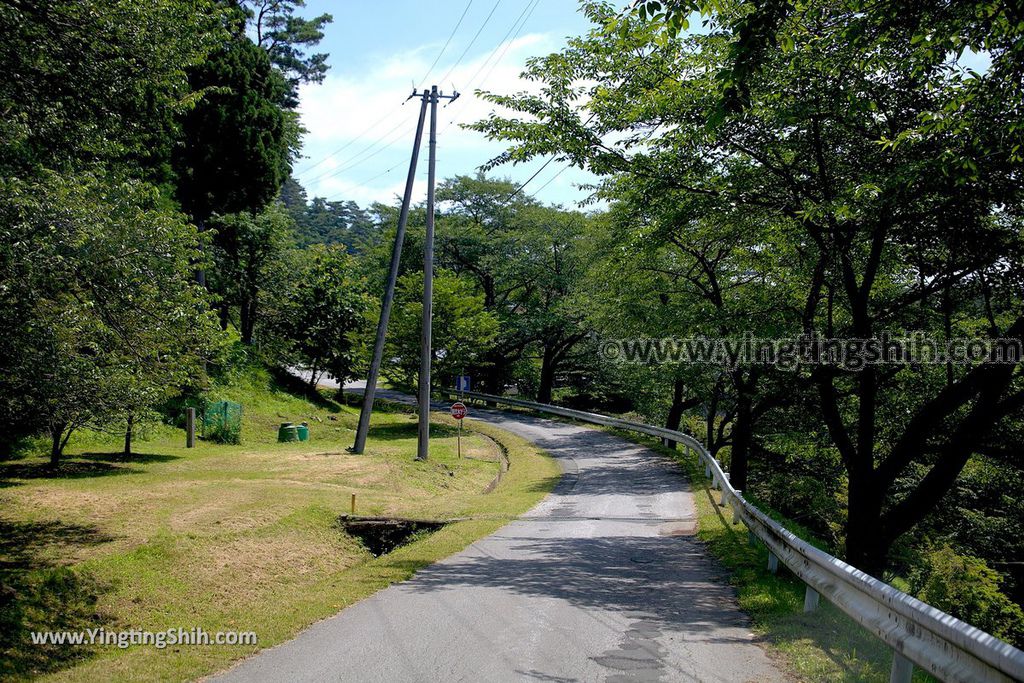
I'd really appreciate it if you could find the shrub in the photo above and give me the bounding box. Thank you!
[915,545,1024,648]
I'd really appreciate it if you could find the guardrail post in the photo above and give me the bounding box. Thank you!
[889,652,913,683]
[767,551,779,574]
[719,489,728,507]
[748,530,757,547]
[803,585,820,612]
[731,494,741,524]
[704,461,711,478]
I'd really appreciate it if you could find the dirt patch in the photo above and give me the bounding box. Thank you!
[339,516,448,556]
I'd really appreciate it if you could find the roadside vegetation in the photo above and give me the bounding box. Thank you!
[0,365,559,682]
[610,428,937,682]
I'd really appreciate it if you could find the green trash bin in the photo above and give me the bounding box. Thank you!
[296,423,309,442]
[278,423,299,443]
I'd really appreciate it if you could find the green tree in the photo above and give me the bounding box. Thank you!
[436,175,537,392]
[288,195,377,251]
[473,1,1024,576]
[435,175,591,400]
[276,246,372,392]
[208,205,295,345]
[241,0,333,107]
[385,270,499,390]
[0,173,218,465]
[0,0,223,182]
[915,546,1024,647]
[513,205,591,404]
[172,29,292,225]
[0,0,225,457]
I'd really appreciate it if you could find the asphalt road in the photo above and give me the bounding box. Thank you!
[212,396,788,682]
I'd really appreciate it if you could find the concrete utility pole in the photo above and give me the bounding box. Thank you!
[351,85,458,459]
[351,92,429,455]
[417,85,459,461]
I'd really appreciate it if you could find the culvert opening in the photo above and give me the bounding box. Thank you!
[339,516,449,556]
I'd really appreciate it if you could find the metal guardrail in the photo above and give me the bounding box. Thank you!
[447,389,1024,683]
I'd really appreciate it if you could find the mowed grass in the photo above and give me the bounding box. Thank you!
[0,370,560,682]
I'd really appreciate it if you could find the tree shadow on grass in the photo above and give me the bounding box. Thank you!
[366,422,465,442]
[521,474,562,495]
[0,460,132,483]
[0,451,179,489]
[0,518,115,680]
[78,451,180,465]
[269,366,342,413]
[366,423,419,441]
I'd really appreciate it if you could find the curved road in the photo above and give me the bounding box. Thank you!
[213,400,787,682]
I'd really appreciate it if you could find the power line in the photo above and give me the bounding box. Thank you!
[309,0,523,198]
[462,0,538,92]
[419,0,475,89]
[295,109,403,177]
[295,1,478,176]
[301,119,414,185]
[471,0,539,92]
[502,73,636,201]
[306,0,544,202]
[351,162,405,190]
[437,0,504,86]
[532,163,572,196]
[507,156,558,200]
[438,0,540,138]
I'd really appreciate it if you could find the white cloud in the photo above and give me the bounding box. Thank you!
[293,32,596,207]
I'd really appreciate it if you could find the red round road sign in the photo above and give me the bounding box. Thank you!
[450,402,468,420]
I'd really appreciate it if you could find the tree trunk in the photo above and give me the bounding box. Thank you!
[49,422,66,467]
[219,303,230,331]
[124,414,133,456]
[195,218,206,287]
[730,393,752,492]
[485,353,506,394]
[706,379,721,454]
[308,360,319,394]
[537,345,557,404]
[484,352,506,406]
[729,370,758,492]
[240,297,256,345]
[663,378,687,449]
[844,470,887,577]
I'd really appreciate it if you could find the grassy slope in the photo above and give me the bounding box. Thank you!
[0,369,560,682]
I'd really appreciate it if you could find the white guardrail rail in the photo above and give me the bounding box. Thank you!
[447,389,1024,683]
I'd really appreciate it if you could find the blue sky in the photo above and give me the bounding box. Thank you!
[292,1,600,209]
[291,2,993,211]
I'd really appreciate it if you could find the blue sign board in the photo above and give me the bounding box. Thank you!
[456,375,471,392]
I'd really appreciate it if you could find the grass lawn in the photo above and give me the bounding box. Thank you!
[0,369,560,682]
